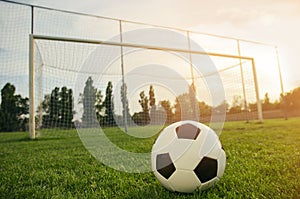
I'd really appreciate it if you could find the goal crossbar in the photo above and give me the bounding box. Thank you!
[31,34,255,61]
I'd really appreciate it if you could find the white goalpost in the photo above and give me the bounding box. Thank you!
[29,35,35,139]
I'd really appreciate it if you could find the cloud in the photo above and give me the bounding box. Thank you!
[10,0,300,31]
[90,0,300,29]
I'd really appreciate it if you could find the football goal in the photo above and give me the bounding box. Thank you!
[0,0,286,139]
[29,34,262,139]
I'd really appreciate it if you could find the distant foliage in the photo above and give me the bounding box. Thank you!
[160,100,173,124]
[0,83,28,132]
[40,86,74,128]
[103,81,116,126]
[79,78,117,128]
[284,87,300,111]
[135,90,150,126]
[174,93,195,121]
[120,83,131,127]
[3,80,300,132]
[149,85,156,111]
[80,77,99,127]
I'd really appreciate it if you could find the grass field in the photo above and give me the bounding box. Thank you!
[0,118,299,198]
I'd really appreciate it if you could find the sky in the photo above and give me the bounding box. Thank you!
[8,0,300,98]
[17,0,299,90]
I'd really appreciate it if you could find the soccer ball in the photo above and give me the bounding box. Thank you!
[151,120,226,193]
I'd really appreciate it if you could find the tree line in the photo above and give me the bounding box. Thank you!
[1,79,300,132]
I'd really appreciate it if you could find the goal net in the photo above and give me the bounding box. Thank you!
[29,34,262,139]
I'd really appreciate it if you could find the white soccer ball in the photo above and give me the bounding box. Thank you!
[151,120,226,193]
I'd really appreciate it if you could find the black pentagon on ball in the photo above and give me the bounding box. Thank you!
[156,153,176,179]
[175,123,201,140]
[194,157,218,183]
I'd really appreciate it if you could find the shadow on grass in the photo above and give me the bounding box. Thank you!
[0,136,63,144]
[120,183,215,199]
[0,137,30,144]
[34,137,65,142]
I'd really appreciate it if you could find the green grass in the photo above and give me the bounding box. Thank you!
[0,118,299,198]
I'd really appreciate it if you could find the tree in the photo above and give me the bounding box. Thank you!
[149,85,156,111]
[60,87,74,128]
[0,83,28,132]
[285,87,300,111]
[173,92,196,121]
[213,100,229,114]
[41,86,74,128]
[121,83,131,129]
[160,100,173,124]
[198,101,211,119]
[248,102,258,112]
[81,77,98,127]
[189,83,198,120]
[103,81,115,126]
[95,90,104,124]
[262,92,272,111]
[38,94,50,128]
[49,87,60,127]
[139,91,149,115]
[132,112,144,126]
[228,95,242,114]
[173,97,181,122]
[15,94,29,131]
[138,91,150,125]
[149,85,163,124]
